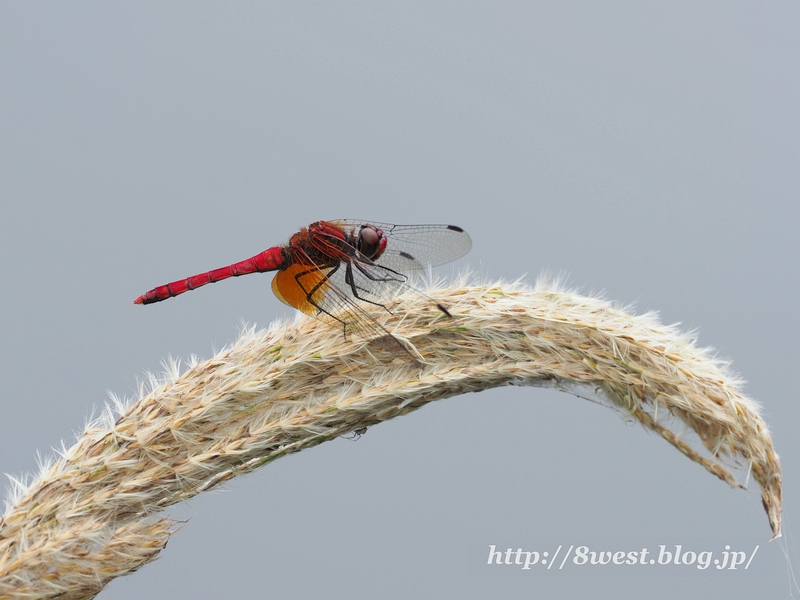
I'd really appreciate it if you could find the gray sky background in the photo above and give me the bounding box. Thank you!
[1,2,798,598]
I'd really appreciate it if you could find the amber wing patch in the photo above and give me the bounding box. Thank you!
[271,263,331,316]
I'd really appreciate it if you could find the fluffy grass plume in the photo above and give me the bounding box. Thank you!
[0,280,781,598]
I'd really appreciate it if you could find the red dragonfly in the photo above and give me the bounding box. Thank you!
[135,220,471,351]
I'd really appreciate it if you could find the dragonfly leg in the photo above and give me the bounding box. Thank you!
[353,260,453,319]
[344,262,393,314]
[295,263,349,338]
[352,260,407,284]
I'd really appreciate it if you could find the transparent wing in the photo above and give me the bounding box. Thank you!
[327,220,472,272]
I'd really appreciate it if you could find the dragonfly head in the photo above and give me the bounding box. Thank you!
[357,225,387,261]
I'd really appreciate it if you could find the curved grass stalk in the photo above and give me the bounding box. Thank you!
[0,280,782,598]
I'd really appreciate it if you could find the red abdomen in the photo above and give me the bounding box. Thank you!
[134,246,286,304]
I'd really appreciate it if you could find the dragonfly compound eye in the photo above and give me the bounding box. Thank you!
[358,226,382,259]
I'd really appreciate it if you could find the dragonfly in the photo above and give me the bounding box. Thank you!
[135,220,471,353]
